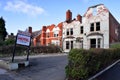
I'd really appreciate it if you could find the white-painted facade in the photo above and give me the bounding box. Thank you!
[63,21,83,52]
[63,4,119,52]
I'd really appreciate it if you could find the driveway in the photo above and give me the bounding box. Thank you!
[0,54,68,80]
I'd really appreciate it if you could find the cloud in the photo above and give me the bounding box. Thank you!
[4,0,45,16]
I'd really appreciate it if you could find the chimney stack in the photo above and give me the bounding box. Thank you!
[42,26,46,32]
[77,14,82,23]
[28,26,32,34]
[66,10,72,22]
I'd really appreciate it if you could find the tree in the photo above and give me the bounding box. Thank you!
[0,17,7,41]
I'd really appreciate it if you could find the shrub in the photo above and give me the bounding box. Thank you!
[0,39,15,46]
[0,41,5,46]
[66,49,90,80]
[30,46,61,54]
[0,45,27,57]
[65,48,120,80]
[0,45,61,57]
[110,43,120,48]
[4,39,15,45]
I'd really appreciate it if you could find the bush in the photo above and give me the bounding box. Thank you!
[0,45,27,57]
[65,48,120,80]
[0,39,15,46]
[0,45,61,57]
[0,41,4,46]
[110,43,120,48]
[4,39,15,45]
[30,46,61,54]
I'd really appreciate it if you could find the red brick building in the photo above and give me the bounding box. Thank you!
[31,23,63,47]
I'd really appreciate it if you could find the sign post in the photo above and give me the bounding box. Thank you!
[12,30,31,62]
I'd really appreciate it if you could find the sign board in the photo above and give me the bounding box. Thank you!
[18,30,31,36]
[16,34,31,46]
[12,30,31,62]
[16,30,31,46]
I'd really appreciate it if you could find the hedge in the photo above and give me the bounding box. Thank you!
[65,48,120,80]
[110,43,120,48]
[0,45,61,57]
[30,46,61,54]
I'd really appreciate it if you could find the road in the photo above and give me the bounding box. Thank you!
[95,62,120,80]
[0,54,68,80]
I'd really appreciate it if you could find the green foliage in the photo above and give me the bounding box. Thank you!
[0,45,27,57]
[65,48,120,80]
[0,41,5,46]
[66,49,90,80]
[4,39,15,45]
[0,39,15,46]
[0,45,61,57]
[110,43,120,48]
[0,17,7,41]
[30,46,61,54]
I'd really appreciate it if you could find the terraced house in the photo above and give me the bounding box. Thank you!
[62,4,120,52]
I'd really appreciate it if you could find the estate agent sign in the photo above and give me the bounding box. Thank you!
[16,30,31,46]
[12,30,31,62]
[16,34,30,46]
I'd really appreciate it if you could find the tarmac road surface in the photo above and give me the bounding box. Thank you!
[0,54,68,80]
[95,62,120,80]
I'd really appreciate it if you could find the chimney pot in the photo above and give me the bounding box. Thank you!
[77,14,82,23]
[28,26,32,34]
[66,10,72,22]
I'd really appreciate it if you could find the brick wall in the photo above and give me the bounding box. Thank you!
[109,13,120,43]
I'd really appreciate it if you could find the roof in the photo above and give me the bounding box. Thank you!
[83,4,109,17]
[32,30,41,38]
[46,24,55,31]
[57,22,63,29]
[88,4,104,9]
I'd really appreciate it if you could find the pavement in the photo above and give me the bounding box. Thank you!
[0,53,68,80]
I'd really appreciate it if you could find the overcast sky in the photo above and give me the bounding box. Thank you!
[0,0,120,34]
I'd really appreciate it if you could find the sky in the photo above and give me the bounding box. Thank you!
[0,0,120,35]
